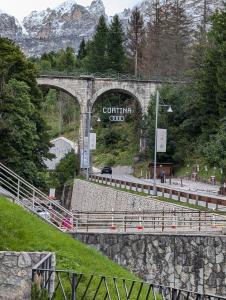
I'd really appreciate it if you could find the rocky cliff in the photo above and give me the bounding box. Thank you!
[0,0,106,56]
[0,0,223,57]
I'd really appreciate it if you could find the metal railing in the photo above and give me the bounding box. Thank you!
[72,210,226,233]
[1,163,225,234]
[32,264,226,300]
[39,71,184,82]
[90,175,226,211]
[0,163,76,231]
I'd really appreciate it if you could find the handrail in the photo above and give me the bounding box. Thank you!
[71,209,226,233]
[0,163,73,217]
[0,163,76,231]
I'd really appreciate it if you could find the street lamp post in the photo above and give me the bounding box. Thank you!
[153,90,172,196]
[153,91,159,196]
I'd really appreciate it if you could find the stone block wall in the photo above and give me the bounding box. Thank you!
[74,233,226,297]
[71,179,193,212]
[0,251,55,300]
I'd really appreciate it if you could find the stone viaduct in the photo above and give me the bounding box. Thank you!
[37,75,159,113]
[37,75,164,164]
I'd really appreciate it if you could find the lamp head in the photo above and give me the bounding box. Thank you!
[97,117,101,122]
[167,105,173,113]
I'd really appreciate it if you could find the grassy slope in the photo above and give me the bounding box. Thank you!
[0,196,136,278]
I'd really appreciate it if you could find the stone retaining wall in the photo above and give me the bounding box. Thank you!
[71,180,192,212]
[74,233,226,297]
[0,251,55,300]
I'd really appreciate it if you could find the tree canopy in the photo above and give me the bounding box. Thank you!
[0,37,52,185]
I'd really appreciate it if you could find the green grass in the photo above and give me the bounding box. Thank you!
[0,196,149,298]
[0,197,133,275]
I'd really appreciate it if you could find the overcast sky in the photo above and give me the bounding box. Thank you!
[0,0,139,21]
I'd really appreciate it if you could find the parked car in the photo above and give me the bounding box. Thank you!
[35,207,51,220]
[101,166,112,175]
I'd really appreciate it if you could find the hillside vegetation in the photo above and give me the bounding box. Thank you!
[0,196,145,298]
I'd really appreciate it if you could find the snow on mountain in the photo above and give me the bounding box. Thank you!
[55,0,77,15]
[88,0,105,17]
[19,0,106,56]
[0,10,26,41]
[0,0,224,57]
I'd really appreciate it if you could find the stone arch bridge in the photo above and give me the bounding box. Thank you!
[37,75,161,113]
[37,75,163,164]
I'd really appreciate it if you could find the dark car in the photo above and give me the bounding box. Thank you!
[101,166,112,175]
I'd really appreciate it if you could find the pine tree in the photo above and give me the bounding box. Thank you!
[197,8,226,135]
[127,7,145,76]
[107,15,126,73]
[77,38,87,61]
[85,15,109,72]
[65,47,76,72]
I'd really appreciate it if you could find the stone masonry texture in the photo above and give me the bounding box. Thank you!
[73,233,226,297]
[71,179,194,212]
[0,251,55,300]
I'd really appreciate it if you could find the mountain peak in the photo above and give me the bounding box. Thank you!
[54,0,78,14]
[88,0,105,16]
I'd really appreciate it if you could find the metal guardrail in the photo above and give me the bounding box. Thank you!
[32,260,226,300]
[72,210,226,233]
[90,175,226,211]
[39,71,184,82]
[0,163,76,231]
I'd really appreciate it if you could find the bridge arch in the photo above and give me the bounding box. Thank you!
[37,82,83,108]
[91,87,143,111]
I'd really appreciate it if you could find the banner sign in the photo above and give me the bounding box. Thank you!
[103,107,132,122]
[90,133,96,150]
[80,148,89,168]
[157,128,167,152]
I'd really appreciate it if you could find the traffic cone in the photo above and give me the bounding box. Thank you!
[136,208,144,230]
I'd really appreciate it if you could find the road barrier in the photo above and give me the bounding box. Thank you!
[90,175,226,211]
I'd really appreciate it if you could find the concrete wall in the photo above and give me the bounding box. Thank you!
[71,179,193,212]
[0,251,55,300]
[74,233,226,297]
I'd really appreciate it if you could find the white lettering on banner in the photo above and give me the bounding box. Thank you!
[103,107,107,113]
[157,128,167,152]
